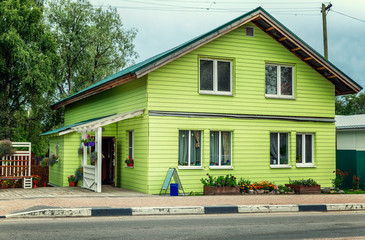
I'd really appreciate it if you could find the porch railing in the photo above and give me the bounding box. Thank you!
[0,142,32,179]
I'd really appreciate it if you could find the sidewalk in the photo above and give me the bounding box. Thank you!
[1,186,365,218]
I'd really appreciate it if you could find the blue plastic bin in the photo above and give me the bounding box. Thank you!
[170,183,179,196]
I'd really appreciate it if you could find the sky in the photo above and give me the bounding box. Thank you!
[89,0,365,90]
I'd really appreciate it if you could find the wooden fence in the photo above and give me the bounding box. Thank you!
[0,142,32,179]
[31,165,49,187]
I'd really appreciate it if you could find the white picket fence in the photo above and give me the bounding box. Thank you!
[0,142,32,188]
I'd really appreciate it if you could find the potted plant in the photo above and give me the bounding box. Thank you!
[33,175,41,188]
[87,135,95,147]
[48,154,59,166]
[68,175,77,187]
[75,166,83,183]
[201,174,240,195]
[285,178,320,194]
[125,156,134,167]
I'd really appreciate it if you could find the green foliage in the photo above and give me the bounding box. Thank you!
[201,174,237,187]
[201,173,216,186]
[289,178,318,186]
[46,0,138,96]
[0,0,61,156]
[353,175,360,190]
[75,166,83,182]
[332,169,348,189]
[278,184,293,193]
[0,140,15,158]
[336,93,365,115]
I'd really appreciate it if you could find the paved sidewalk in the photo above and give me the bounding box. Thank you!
[1,186,365,218]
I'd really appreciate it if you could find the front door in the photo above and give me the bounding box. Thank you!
[102,137,116,186]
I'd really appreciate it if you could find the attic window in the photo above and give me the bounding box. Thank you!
[246,27,254,37]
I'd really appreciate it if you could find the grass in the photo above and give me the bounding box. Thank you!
[343,189,365,194]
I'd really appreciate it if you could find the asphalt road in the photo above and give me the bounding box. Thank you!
[1,212,365,240]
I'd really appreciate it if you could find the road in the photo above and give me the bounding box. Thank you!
[1,212,365,240]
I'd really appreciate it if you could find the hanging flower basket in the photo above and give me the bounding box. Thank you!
[89,141,95,147]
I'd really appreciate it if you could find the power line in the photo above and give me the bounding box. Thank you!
[331,10,365,23]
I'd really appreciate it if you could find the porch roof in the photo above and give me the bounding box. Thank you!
[40,109,144,136]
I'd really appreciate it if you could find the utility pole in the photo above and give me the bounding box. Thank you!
[321,3,332,59]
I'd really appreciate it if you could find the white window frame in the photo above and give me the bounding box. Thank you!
[270,132,291,168]
[178,130,203,170]
[210,131,233,169]
[265,64,294,99]
[296,133,316,168]
[128,131,134,160]
[199,58,232,95]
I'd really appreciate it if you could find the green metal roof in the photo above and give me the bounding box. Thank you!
[40,115,112,136]
[51,6,361,109]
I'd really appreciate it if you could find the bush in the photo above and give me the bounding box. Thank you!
[0,140,15,158]
[201,174,237,187]
[289,178,318,186]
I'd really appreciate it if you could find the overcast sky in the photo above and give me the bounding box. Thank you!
[90,0,365,90]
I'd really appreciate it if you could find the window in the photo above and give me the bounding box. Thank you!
[200,59,232,95]
[265,64,293,98]
[128,131,134,159]
[178,130,202,167]
[270,133,289,167]
[296,134,314,166]
[210,131,232,167]
[246,27,254,37]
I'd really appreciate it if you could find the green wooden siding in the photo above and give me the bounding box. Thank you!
[117,115,149,193]
[147,22,335,118]
[49,135,64,186]
[64,76,147,126]
[148,115,335,194]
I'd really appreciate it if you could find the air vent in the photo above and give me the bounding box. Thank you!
[246,27,254,37]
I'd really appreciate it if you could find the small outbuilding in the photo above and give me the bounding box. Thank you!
[336,115,365,188]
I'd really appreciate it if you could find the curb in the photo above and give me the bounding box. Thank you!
[4,203,365,218]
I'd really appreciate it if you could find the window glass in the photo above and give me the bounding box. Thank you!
[270,133,289,166]
[210,131,219,166]
[178,130,189,166]
[128,131,134,159]
[190,131,201,166]
[179,130,201,167]
[217,61,231,92]
[279,133,288,164]
[265,65,277,94]
[305,135,312,163]
[221,131,231,166]
[296,135,302,163]
[270,133,278,165]
[200,60,213,91]
[281,66,293,95]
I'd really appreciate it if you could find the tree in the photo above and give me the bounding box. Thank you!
[0,0,60,153]
[336,92,365,115]
[46,0,138,97]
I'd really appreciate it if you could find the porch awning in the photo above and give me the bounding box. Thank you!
[40,109,144,136]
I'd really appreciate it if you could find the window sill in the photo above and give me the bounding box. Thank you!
[265,95,295,100]
[296,164,316,168]
[199,91,233,96]
[125,166,134,168]
[270,165,292,169]
[209,166,234,170]
[178,166,204,170]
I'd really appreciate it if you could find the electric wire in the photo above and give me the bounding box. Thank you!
[331,10,365,23]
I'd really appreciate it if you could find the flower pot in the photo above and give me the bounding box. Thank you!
[89,141,95,147]
[285,184,321,194]
[83,142,88,146]
[203,185,240,195]
[33,180,38,188]
[127,163,134,167]
[69,181,76,187]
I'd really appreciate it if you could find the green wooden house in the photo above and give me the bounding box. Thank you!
[42,7,362,193]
